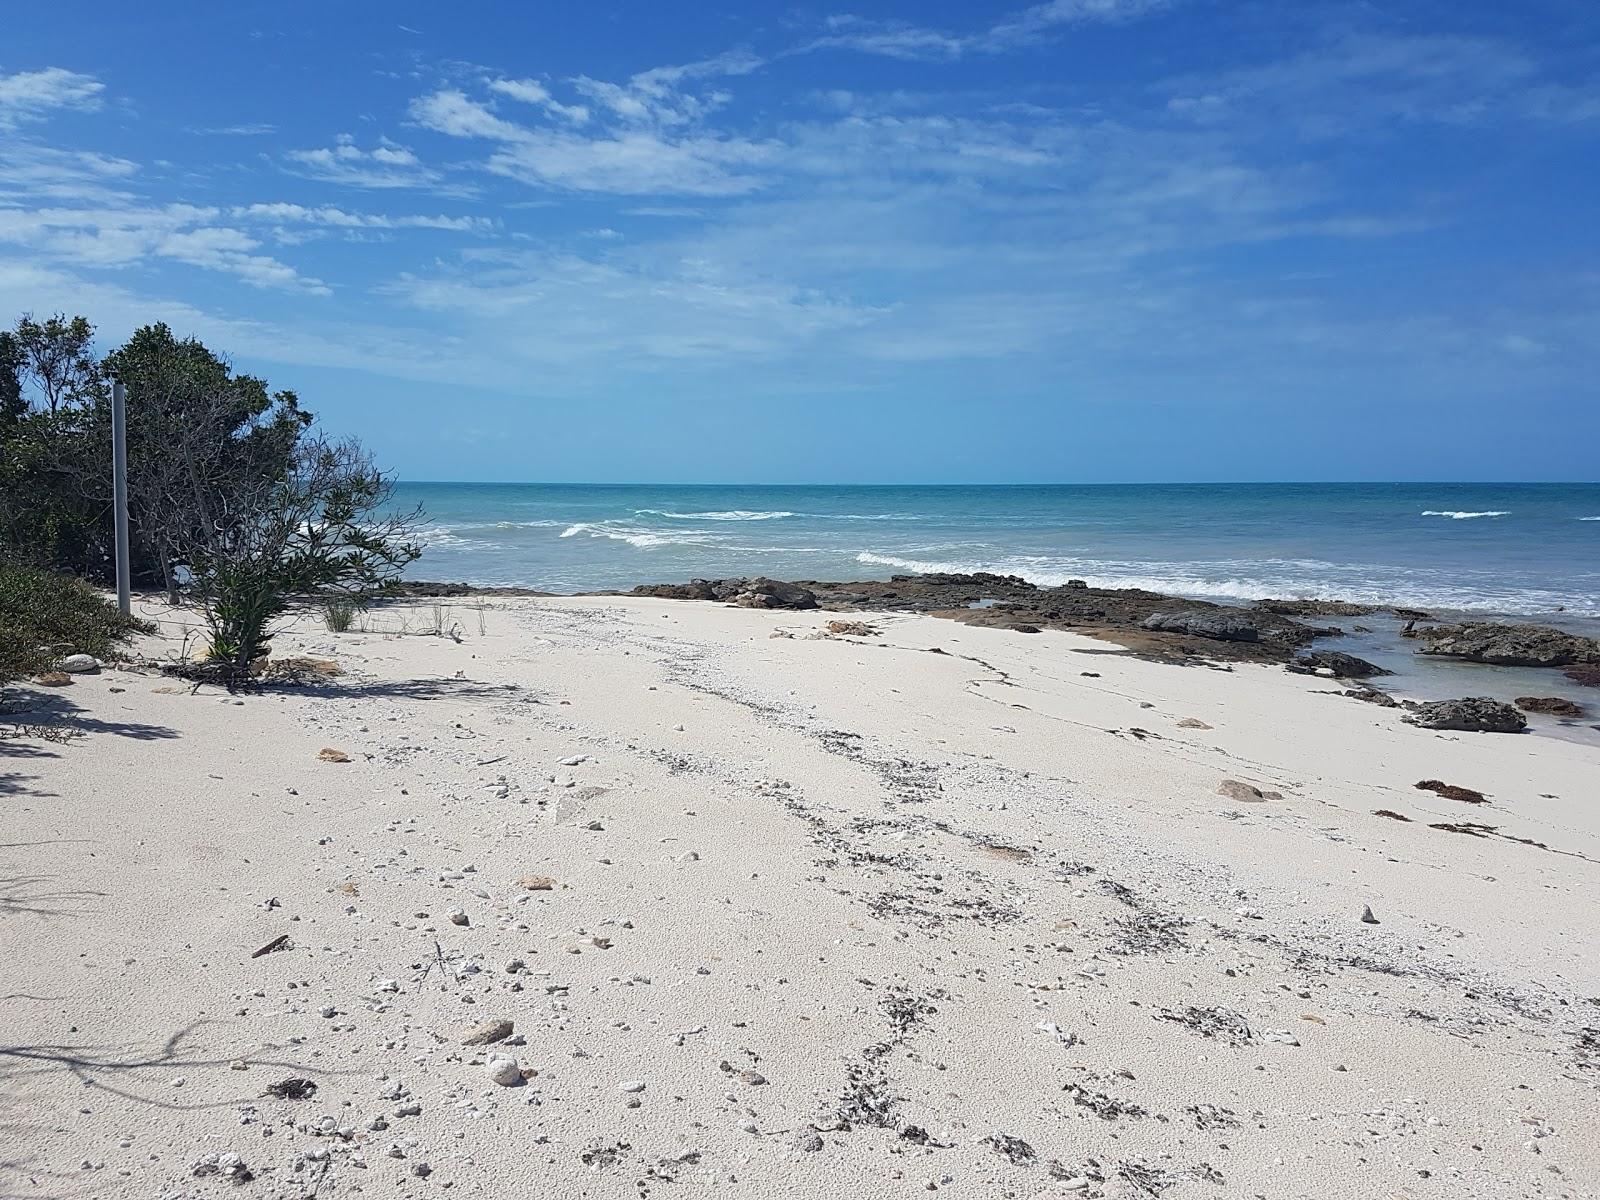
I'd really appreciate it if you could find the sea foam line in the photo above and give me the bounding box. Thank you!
[636,509,795,522]
[1420,510,1510,519]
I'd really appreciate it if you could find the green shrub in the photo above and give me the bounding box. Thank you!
[322,597,358,632]
[0,565,153,680]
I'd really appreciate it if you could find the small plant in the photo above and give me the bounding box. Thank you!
[323,597,358,633]
[0,565,153,681]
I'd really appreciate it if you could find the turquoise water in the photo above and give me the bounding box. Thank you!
[396,482,1600,619]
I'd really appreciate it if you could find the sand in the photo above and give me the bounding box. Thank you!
[2,594,1597,1199]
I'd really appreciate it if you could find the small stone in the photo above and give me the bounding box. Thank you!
[798,1133,824,1152]
[1216,778,1281,803]
[34,671,72,686]
[461,1019,513,1046]
[1360,905,1380,925]
[1177,717,1212,729]
[317,748,351,763]
[447,908,469,926]
[485,1056,523,1086]
[558,755,588,766]
[738,1069,767,1086]
[319,1006,337,1019]
[518,875,556,891]
[619,1080,646,1093]
[58,654,100,673]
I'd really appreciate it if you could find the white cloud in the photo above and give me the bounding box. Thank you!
[0,203,329,293]
[410,87,772,196]
[806,0,1169,62]
[0,67,104,127]
[234,202,493,232]
[284,135,443,188]
[487,77,589,123]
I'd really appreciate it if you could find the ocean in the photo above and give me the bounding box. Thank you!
[396,481,1600,618]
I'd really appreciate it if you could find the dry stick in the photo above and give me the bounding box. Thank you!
[434,940,449,991]
[251,934,291,959]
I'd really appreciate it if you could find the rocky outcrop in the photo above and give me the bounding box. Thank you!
[1410,622,1600,668]
[1287,650,1391,678]
[1255,599,1378,618]
[1403,696,1527,733]
[1142,612,1260,642]
[1515,696,1587,717]
[1562,664,1600,687]
[629,577,818,610]
[628,573,1329,663]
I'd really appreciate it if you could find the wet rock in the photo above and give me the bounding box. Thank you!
[1254,598,1378,617]
[1515,695,1586,717]
[1412,622,1600,668]
[1288,650,1391,678]
[1142,611,1260,642]
[1403,697,1527,733]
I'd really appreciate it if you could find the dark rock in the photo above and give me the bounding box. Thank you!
[1415,779,1489,804]
[1514,695,1587,717]
[1064,579,1088,589]
[1412,622,1600,668]
[1255,599,1377,617]
[1344,686,1400,707]
[1403,697,1527,734]
[1562,664,1600,688]
[1288,650,1391,678]
[631,580,718,601]
[737,577,818,609]
[1142,612,1260,643]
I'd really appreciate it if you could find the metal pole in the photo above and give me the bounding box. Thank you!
[112,380,130,616]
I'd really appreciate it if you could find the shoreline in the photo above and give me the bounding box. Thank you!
[3,592,1597,1198]
[385,573,1600,740]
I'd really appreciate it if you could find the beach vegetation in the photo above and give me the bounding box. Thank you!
[0,564,153,682]
[183,434,422,680]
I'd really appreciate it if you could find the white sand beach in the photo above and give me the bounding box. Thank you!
[3,595,1597,1199]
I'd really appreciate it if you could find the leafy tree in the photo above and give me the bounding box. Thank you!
[12,313,100,414]
[102,323,311,594]
[179,435,422,679]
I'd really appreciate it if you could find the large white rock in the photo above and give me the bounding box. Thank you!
[58,654,100,673]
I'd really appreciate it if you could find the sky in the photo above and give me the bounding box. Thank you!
[2,0,1597,483]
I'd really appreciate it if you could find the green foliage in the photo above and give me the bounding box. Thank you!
[0,565,153,682]
[185,435,422,677]
[322,598,359,633]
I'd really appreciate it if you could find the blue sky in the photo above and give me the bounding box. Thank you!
[2,1,1596,482]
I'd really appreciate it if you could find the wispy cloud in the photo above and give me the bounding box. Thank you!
[0,66,104,127]
[804,0,1171,62]
[284,134,443,188]
[410,58,775,196]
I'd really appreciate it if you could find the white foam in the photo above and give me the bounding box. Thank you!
[636,509,795,521]
[1580,516,1600,521]
[852,552,1600,617]
[561,522,724,549]
[1420,510,1510,519]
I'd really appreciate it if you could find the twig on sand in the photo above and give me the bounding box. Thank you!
[251,934,291,959]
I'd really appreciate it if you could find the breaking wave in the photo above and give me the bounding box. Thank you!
[1421,510,1510,520]
[853,552,1599,616]
[636,509,795,521]
[561,522,724,549]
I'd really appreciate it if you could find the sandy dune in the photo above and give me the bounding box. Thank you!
[3,595,1597,1199]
